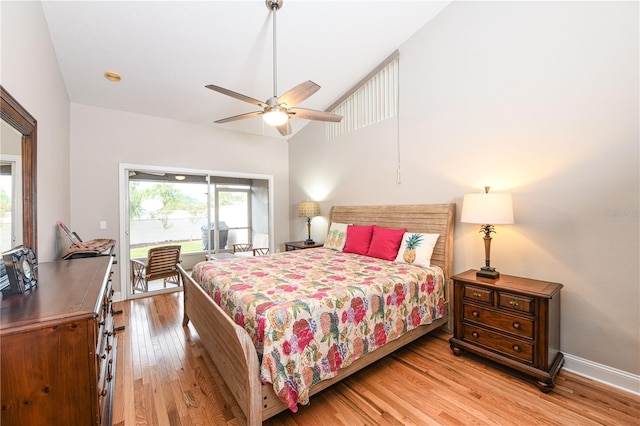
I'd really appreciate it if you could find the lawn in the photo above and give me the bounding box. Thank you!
[130,240,203,258]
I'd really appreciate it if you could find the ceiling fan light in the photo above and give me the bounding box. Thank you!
[263,109,288,126]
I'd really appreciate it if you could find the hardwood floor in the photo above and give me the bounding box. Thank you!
[112,292,639,425]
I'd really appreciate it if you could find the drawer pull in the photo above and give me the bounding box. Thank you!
[509,300,519,307]
[472,331,479,338]
[472,311,480,318]
[473,292,482,298]
[512,321,521,330]
[513,344,522,353]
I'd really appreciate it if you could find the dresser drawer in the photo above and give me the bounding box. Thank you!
[463,285,493,305]
[462,303,534,339]
[498,292,534,315]
[463,323,534,363]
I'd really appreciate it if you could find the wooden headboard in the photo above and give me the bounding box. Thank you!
[329,204,456,282]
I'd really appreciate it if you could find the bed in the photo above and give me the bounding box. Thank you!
[178,203,455,425]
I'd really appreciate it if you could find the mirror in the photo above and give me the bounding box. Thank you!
[0,86,37,256]
[1,121,23,251]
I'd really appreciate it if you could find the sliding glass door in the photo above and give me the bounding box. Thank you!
[121,165,271,298]
[128,171,210,261]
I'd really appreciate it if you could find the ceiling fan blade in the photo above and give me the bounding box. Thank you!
[289,107,343,123]
[206,84,267,108]
[277,81,321,107]
[215,111,263,124]
[275,119,292,136]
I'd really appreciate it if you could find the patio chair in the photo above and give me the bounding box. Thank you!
[232,233,269,257]
[131,245,181,293]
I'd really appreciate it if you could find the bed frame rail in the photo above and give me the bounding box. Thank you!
[179,265,263,424]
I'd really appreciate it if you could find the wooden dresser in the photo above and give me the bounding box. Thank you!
[449,269,563,391]
[1,256,117,425]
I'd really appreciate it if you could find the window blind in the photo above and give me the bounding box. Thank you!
[327,53,399,139]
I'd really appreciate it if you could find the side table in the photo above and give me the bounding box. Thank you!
[284,241,323,251]
[449,269,563,392]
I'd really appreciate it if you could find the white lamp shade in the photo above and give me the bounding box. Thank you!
[263,109,288,126]
[461,193,514,225]
[298,201,320,218]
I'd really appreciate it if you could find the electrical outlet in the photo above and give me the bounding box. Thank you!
[99,221,107,230]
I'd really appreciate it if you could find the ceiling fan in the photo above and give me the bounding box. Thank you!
[206,0,342,136]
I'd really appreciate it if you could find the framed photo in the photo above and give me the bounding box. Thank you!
[2,246,38,295]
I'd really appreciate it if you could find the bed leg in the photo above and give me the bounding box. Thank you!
[180,266,190,326]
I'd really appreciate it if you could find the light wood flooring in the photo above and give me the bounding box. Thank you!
[111,291,639,425]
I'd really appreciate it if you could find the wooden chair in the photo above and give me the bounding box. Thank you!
[131,245,181,293]
[232,233,269,257]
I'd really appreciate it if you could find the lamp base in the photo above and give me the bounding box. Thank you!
[476,267,500,279]
[304,239,315,245]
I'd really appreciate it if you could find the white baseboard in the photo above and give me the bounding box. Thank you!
[563,353,640,396]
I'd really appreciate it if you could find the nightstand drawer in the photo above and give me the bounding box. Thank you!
[463,285,493,305]
[498,292,534,314]
[462,304,534,339]
[463,324,534,363]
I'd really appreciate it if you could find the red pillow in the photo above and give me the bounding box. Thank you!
[366,225,407,261]
[343,225,374,255]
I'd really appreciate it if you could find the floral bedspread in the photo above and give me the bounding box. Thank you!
[192,248,445,412]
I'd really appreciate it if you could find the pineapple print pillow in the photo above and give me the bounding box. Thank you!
[323,222,350,251]
[394,232,440,267]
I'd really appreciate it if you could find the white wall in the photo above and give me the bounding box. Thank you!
[1,1,71,262]
[289,1,639,383]
[1,122,22,155]
[70,104,289,294]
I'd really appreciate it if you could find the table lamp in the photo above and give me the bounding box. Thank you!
[298,201,320,245]
[461,187,514,279]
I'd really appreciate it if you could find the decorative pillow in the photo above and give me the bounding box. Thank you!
[343,225,374,255]
[394,232,440,267]
[366,225,407,261]
[324,222,350,251]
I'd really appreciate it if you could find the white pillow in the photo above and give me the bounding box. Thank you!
[324,222,350,251]
[394,232,440,267]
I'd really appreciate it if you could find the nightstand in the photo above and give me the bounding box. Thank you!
[449,269,563,392]
[284,241,323,251]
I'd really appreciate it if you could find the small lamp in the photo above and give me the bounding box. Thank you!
[461,186,514,279]
[298,201,320,245]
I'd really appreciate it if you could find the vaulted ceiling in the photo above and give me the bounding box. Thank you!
[42,1,450,138]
